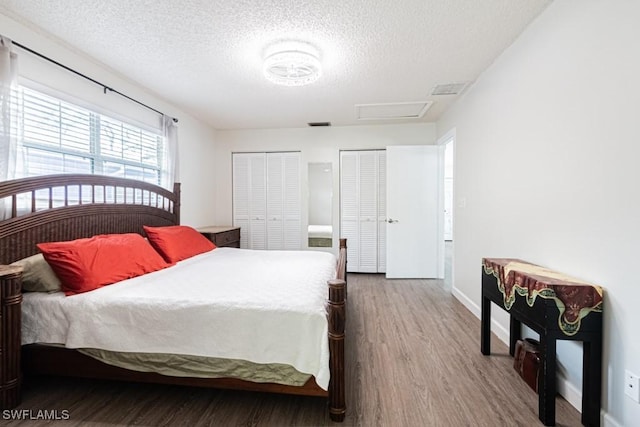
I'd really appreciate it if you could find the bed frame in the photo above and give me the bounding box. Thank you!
[0,174,347,422]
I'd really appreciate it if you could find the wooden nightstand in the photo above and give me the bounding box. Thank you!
[198,226,241,248]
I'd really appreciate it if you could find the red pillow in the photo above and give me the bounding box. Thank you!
[37,233,173,296]
[143,225,216,263]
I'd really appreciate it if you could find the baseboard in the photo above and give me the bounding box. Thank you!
[451,285,581,411]
[451,285,479,317]
[557,375,581,412]
[602,411,622,427]
[451,285,509,343]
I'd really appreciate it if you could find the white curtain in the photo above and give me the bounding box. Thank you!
[1,36,18,181]
[161,115,179,189]
[1,35,19,219]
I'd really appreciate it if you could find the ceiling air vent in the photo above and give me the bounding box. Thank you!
[431,82,470,96]
[308,122,331,127]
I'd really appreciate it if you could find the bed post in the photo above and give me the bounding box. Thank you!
[328,238,347,422]
[338,238,347,296]
[0,266,23,409]
[328,278,346,422]
[173,182,181,224]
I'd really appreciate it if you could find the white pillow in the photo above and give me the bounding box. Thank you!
[10,253,62,292]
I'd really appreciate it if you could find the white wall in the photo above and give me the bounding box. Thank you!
[0,13,217,227]
[438,1,640,425]
[213,123,436,251]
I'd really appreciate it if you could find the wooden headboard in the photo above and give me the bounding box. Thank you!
[0,174,180,264]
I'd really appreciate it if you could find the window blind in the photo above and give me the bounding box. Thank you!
[18,86,165,184]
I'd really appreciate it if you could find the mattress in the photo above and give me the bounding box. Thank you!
[22,248,337,390]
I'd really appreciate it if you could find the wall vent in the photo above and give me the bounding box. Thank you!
[308,122,331,127]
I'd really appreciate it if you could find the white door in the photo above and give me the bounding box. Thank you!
[266,152,301,250]
[233,153,267,249]
[232,153,250,248]
[248,154,267,249]
[282,152,301,249]
[266,153,284,249]
[386,146,444,278]
[340,150,386,273]
[357,151,379,273]
[340,152,360,272]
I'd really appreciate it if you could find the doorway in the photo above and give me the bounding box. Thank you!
[439,130,455,290]
[443,140,453,241]
[438,128,456,292]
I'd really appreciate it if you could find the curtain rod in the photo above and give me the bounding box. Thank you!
[13,41,178,123]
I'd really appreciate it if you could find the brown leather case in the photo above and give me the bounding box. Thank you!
[513,338,541,393]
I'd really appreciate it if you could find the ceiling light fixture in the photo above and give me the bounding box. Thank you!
[263,42,322,87]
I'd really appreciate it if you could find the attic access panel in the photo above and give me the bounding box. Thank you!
[355,101,433,120]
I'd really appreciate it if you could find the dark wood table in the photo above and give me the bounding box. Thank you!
[480,258,603,427]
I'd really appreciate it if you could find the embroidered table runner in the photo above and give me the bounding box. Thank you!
[482,258,603,336]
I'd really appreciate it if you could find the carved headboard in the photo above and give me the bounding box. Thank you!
[0,174,180,264]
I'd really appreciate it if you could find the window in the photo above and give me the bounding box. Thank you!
[17,86,165,185]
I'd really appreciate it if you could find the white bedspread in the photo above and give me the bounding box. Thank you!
[308,225,332,239]
[22,248,337,390]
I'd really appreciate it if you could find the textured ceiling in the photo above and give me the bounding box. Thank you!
[0,0,551,130]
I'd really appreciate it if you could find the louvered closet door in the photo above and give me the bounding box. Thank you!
[266,154,284,249]
[248,154,267,249]
[340,152,359,272]
[233,153,266,249]
[281,153,301,249]
[265,152,301,250]
[233,153,250,248]
[234,152,300,250]
[340,150,386,273]
[357,152,378,273]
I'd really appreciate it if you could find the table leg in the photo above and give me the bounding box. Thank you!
[581,337,602,427]
[481,295,491,355]
[538,333,557,426]
[509,316,521,357]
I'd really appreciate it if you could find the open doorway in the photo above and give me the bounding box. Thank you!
[439,130,455,290]
[444,140,453,241]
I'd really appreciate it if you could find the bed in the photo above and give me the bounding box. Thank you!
[0,174,347,421]
[308,224,333,248]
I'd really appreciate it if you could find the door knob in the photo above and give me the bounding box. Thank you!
[387,218,399,223]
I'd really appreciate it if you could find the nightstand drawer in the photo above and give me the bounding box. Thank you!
[198,226,241,248]
[213,228,240,247]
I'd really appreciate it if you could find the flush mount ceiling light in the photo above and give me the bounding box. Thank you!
[263,42,322,87]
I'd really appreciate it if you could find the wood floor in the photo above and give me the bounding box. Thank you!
[8,274,581,426]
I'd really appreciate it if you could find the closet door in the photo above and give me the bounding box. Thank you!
[357,151,378,273]
[266,152,301,250]
[340,152,359,272]
[266,153,284,249]
[234,152,300,250]
[340,150,385,273]
[282,152,301,249]
[233,153,251,248]
[233,153,266,249]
